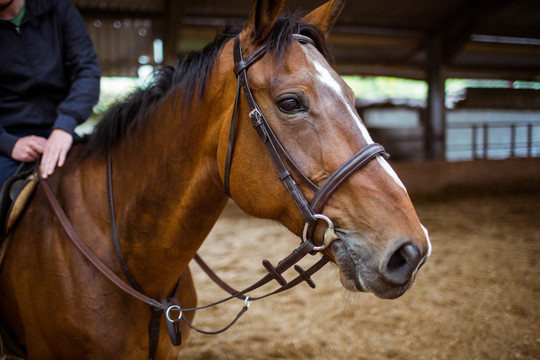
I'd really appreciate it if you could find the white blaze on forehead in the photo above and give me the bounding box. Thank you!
[301,46,373,144]
[314,62,374,145]
[301,45,408,193]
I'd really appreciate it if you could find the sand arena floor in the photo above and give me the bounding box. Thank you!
[179,190,539,360]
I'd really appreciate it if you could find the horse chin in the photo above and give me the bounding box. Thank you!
[329,235,412,300]
[330,238,371,293]
[337,269,368,293]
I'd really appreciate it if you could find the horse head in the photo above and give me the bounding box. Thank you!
[217,0,431,299]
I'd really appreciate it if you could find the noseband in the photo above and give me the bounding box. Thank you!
[224,34,388,250]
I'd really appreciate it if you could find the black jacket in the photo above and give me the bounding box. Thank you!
[0,0,100,156]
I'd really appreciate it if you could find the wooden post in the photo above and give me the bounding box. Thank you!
[161,0,185,65]
[483,124,489,159]
[472,125,478,159]
[425,33,446,161]
[527,123,533,157]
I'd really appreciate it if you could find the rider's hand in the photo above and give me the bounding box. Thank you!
[11,135,47,162]
[40,129,73,179]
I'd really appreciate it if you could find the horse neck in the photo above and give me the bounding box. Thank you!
[108,84,232,294]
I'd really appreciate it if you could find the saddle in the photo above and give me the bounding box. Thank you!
[0,162,38,239]
[0,163,37,360]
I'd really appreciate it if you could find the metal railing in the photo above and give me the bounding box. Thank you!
[446,121,539,160]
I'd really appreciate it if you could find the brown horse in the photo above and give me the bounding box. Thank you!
[0,0,431,358]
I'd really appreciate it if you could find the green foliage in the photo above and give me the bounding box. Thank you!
[343,76,427,101]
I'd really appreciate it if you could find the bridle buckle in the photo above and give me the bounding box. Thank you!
[249,108,262,121]
[302,214,340,251]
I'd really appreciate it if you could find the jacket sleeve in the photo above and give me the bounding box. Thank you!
[54,1,100,135]
[0,126,19,157]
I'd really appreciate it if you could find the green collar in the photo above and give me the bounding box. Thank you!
[1,0,26,27]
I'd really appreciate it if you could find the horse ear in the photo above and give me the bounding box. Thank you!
[239,0,285,48]
[302,0,345,36]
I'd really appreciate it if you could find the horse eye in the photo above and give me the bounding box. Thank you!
[278,98,302,113]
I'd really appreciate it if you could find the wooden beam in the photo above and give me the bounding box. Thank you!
[425,33,446,160]
[436,0,514,62]
[162,0,186,64]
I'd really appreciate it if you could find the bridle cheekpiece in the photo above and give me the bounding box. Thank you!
[224,34,389,251]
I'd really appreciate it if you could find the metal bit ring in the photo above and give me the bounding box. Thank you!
[302,214,340,251]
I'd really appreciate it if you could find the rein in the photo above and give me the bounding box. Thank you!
[40,171,329,360]
[36,33,388,360]
[39,147,333,359]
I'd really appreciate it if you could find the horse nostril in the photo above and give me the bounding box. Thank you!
[380,242,421,285]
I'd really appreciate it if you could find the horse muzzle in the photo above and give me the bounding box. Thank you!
[328,232,430,299]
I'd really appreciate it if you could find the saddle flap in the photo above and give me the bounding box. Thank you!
[0,163,38,237]
[9,179,29,202]
[6,174,38,233]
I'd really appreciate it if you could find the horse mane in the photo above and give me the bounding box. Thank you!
[88,12,331,154]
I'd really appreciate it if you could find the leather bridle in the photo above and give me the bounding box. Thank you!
[224,34,389,250]
[34,33,389,360]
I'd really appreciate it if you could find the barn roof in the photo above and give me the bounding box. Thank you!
[72,0,540,81]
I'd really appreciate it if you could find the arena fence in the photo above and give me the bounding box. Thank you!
[446,120,540,161]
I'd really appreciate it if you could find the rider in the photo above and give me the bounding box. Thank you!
[0,0,100,186]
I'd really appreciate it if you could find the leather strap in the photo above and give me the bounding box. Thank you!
[41,177,192,359]
[225,35,319,199]
[232,36,317,225]
[148,308,162,360]
[303,143,388,241]
[192,238,316,302]
[40,177,165,310]
[193,252,330,302]
[189,239,316,306]
[40,176,197,359]
[311,143,388,213]
[223,79,241,197]
[107,150,165,359]
[107,150,145,293]
[161,299,182,346]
